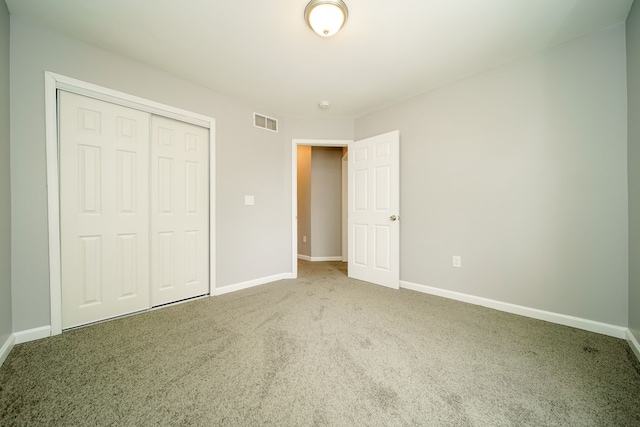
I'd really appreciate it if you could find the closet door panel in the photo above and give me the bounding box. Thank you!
[150,116,209,306]
[60,91,151,329]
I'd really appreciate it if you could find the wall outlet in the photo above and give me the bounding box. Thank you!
[303,236,307,243]
[452,256,462,268]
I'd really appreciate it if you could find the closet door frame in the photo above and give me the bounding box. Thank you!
[45,71,216,336]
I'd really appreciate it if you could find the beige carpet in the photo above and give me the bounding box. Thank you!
[1,261,639,426]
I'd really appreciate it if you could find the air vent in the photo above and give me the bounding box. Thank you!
[253,113,278,133]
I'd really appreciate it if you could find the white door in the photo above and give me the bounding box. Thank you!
[60,91,151,328]
[150,116,209,306]
[348,130,400,289]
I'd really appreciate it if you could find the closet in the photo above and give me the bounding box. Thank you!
[59,91,209,329]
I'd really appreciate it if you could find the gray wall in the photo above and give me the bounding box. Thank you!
[356,24,629,326]
[9,16,293,331]
[297,146,312,257]
[628,1,640,342]
[310,147,343,258]
[0,0,12,345]
[285,118,354,142]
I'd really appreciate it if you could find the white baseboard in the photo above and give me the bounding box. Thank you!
[14,326,52,344]
[0,334,15,367]
[627,329,640,362]
[298,255,343,262]
[400,280,628,339]
[212,273,294,296]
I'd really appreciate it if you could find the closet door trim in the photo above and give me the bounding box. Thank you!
[45,71,216,336]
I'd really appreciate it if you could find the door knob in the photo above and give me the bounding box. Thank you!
[390,215,398,221]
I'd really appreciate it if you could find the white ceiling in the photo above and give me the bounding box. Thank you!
[5,0,634,118]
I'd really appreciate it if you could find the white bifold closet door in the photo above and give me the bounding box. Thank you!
[59,91,209,329]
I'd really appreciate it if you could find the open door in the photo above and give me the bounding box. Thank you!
[348,130,400,289]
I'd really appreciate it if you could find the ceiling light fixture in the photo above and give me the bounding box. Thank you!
[305,0,348,37]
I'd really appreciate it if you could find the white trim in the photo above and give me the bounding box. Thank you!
[400,280,628,339]
[298,255,343,262]
[51,73,212,127]
[293,139,352,147]
[14,326,52,344]
[45,73,63,335]
[0,334,15,367]
[291,139,351,279]
[627,329,640,362]
[212,273,294,296]
[341,153,348,263]
[209,122,217,302]
[45,72,216,336]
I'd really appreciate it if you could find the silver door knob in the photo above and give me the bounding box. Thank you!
[390,215,398,221]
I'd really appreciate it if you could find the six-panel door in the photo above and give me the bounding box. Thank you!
[60,92,152,328]
[348,130,400,289]
[150,116,209,306]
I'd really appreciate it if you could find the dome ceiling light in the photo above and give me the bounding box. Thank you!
[304,0,349,37]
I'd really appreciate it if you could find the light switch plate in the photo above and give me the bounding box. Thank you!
[452,256,462,268]
[245,195,254,206]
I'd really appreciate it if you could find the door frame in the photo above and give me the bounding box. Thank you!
[291,139,351,278]
[45,72,216,336]
[342,152,348,262]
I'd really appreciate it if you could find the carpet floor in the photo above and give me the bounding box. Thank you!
[1,261,639,426]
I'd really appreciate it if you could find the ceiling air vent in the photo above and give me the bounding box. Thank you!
[253,113,278,133]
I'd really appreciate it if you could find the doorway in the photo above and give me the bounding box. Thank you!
[291,139,351,278]
[292,131,401,288]
[297,146,344,262]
